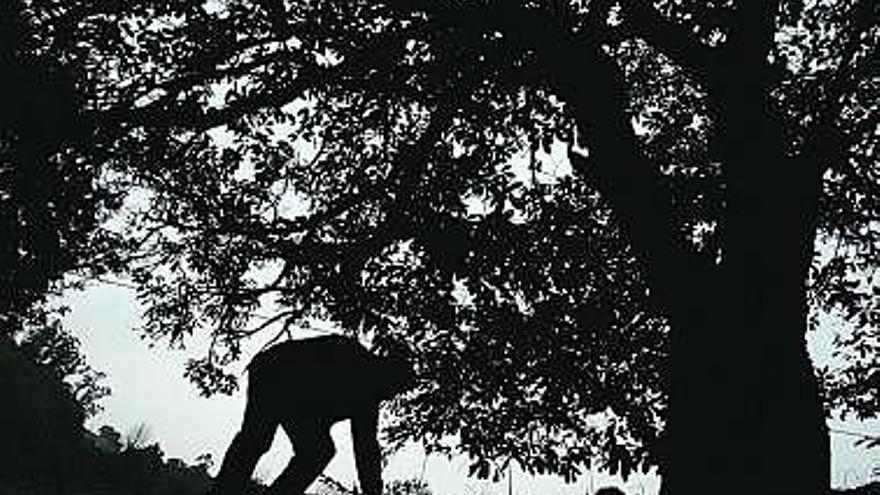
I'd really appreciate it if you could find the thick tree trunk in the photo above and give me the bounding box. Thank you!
[532,12,830,490]
[708,34,829,491]
[544,36,829,495]
[665,55,830,491]
[666,225,829,494]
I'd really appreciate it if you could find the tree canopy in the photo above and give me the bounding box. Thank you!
[12,0,878,488]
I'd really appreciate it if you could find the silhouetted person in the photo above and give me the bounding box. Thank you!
[213,335,414,495]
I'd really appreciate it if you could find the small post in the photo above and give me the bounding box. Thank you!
[508,461,513,495]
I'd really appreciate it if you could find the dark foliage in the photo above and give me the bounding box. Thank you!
[0,336,84,488]
[77,432,215,495]
[0,0,127,329]
[12,310,110,418]
[0,412,220,495]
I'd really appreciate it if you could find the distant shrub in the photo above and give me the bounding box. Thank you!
[0,342,214,495]
[0,337,84,489]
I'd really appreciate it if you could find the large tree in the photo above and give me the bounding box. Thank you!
[0,0,127,325]
[28,1,878,494]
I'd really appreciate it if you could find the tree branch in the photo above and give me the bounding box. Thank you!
[91,21,419,140]
[622,0,723,89]
[540,25,714,320]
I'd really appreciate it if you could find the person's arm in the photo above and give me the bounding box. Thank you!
[350,401,382,495]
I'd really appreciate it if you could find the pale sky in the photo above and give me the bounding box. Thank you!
[62,281,880,494]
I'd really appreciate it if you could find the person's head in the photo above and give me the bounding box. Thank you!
[372,339,416,396]
[383,354,415,395]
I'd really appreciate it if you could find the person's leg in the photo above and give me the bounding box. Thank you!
[267,419,336,495]
[213,387,277,495]
[351,402,382,495]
